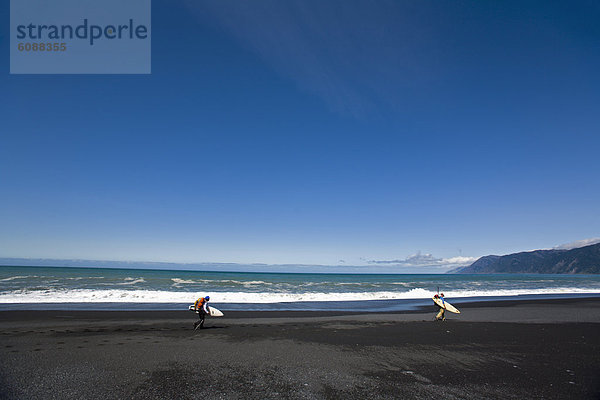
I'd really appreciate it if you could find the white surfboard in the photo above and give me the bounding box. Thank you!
[432,297,460,314]
[188,305,224,317]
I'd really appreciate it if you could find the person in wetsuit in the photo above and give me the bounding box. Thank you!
[193,295,210,330]
[434,293,446,321]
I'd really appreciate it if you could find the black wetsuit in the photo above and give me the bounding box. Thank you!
[194,299,209,329]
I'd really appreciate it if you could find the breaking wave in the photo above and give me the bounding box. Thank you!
[1,286,599,304]
[0,275,38,281]
[100,277,145,286]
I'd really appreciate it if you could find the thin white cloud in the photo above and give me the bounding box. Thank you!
[442,256,478,264]
[553,237,600,250]
[368,251,476,267]
[186,0,441,118]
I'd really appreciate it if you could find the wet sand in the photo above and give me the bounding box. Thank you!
[1,297,599,399]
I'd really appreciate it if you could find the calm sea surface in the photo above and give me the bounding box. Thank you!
[2,265,600,311]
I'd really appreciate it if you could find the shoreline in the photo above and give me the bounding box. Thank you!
[1,292,599,312]
[2,296,600,326]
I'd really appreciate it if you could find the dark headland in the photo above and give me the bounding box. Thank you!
[1,297,600,399]
[455,243,600,274]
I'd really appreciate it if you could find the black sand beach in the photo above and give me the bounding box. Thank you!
[1,298,600,399]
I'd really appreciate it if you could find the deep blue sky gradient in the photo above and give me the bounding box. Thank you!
[1,0,599,268]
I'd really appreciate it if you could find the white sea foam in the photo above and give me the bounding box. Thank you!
[66,277,105,280]
[0,275,38,281]
[0,287,599,304]
[215,280,273,285]
[169,278,272,286]
[335,282,374,286]
[242,281,273,287]
[171,278,197,284]
[113,278,145,285]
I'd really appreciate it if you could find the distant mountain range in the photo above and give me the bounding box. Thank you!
[3,242,600,274]
[455,243,600,274]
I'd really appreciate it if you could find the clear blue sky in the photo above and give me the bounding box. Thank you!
[1,0,599,269]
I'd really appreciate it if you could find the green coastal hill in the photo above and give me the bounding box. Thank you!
[457,243,600,274]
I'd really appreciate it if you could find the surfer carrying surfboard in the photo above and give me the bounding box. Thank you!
[434,293,446,321]
[432,293,460,320]
[193,295,210,330]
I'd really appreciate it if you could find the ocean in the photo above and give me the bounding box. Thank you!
[2,265,600,311]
